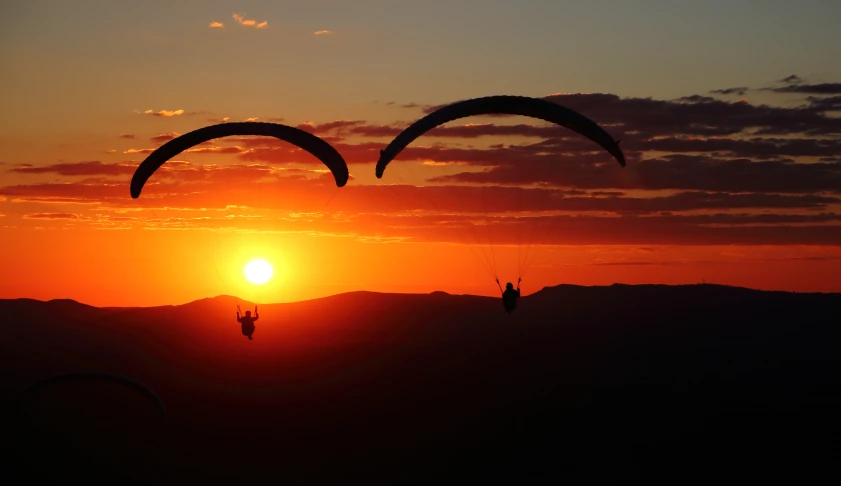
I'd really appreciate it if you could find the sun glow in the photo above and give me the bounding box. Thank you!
[244,259,273,285]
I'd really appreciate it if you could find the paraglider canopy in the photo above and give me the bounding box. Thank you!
[19,371,167,424]
[130,122,350,198]
[14,371,168,483]
[375,95,625,178]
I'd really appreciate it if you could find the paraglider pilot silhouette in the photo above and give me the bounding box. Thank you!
[237,305,259,340]
[497,278,521,313]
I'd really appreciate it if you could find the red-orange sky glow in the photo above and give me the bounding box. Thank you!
[2,3,841,306]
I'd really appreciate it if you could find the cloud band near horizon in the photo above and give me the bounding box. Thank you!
[3,76,840,247]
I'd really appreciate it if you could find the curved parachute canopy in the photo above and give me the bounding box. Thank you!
[20,372,167,424]
[130,122,350,198]
[375,95,625,178]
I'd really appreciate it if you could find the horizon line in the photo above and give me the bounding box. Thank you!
[1,282,828,309]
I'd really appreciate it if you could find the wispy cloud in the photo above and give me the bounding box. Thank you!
[314,30,333,35]
[150,133,180,143]
[23,213,81,220]
[185,146,244,154]
[245,117,259,122]
[710,87,749,96]
[384,101,434,110]
[143,109,185,117]
[10,161,137,176]
[119,133,135,139]
[209,21,224,28]
[767,83,841,95]
[592,261,685,266]
[232,13,267,28]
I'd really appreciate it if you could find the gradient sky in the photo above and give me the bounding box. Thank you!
[2,0,841,306]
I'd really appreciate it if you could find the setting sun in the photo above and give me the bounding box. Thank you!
[244,259,273,285]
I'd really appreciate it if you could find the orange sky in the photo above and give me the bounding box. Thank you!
[2,2,841,306]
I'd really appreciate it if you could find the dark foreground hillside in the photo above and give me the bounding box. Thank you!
[1,284,841,483]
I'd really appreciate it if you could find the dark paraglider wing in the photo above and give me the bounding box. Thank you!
[20,372,167,423]
[130,121,350,198]
[375,95,625,178]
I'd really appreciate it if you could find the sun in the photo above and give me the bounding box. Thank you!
[244,259,273,285]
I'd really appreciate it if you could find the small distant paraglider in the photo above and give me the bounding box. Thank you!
[19,371,167,424]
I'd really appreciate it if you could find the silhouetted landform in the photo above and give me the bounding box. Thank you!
[2,284,841,483]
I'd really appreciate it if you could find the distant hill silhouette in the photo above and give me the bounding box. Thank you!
[2,284,841,483]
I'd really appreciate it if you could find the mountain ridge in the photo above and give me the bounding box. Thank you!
[2,282,831,310]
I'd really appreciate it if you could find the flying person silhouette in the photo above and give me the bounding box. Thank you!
[237,305,259,340]
[497,278,521,313]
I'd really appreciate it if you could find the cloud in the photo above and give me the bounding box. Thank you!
[314,30,333,35]
[150,132,180,143]
[209,21,224,28]
[137,81,841,198]
[632,136,841,158]
[6,197,100,205]
[767,83,841,95]
[119,134,135,139]
[350,122,572,139]
[185,146,244,155]
[347,122,841,159]
[780,74,803,84]
[416,91,841,136]
[236,141,382,165]
[22,213,80,220]
[296,120,365,135]
[143,109,185,117]
[123,148,155,154]
[232,13,267,28]
[345,212,841,246]
[207,116,230,123]
[14,76,840,246]
[0,165,340,211]
[385,101,434,110]
[592,261,684,266]
[352,185,840,214]
[428,153,841,195]
[12,166,833,217]
[710,87,749,96]
[245,117,259,122]
[4,168,841,245]
[808,95,841,112]
[229,134,841,196]
[10,161,137,176]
